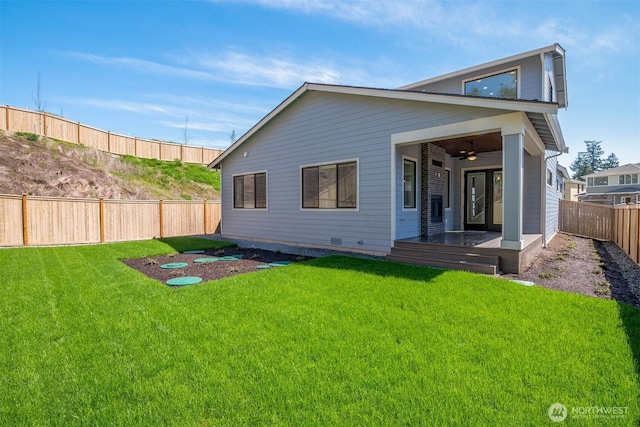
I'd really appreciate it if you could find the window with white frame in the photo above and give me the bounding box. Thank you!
[547,169,553,186]
[464,69,518,99]
[302,161,357,209]
[403,158,416,209]
[233,172,267,209]
[619,174,639,185]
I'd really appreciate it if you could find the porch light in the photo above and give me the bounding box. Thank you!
[467,153,477,161]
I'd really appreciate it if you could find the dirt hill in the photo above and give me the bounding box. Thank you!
[0,130,220,200]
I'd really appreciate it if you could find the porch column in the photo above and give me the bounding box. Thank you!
[501,133,524,250]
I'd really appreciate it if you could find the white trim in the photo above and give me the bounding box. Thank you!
[231,170,268,211]
[401,155,418,212]
[399,44,564,90]
[461,66,521,100]
[210,86,558,168]
[390,142,397,243]
[299,158,360,212]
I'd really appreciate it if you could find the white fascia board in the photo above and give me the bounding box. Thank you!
[307,83,558,114]
[399,44,564,90]
[545,113,566,153]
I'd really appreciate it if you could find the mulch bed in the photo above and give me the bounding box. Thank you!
[122,247,311,287]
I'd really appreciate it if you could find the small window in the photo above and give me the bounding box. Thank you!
[233,172,267,209]
[302,161,357,209]
[403,158,416,209]
[464,69,518,99]
[547,169,553,186]
[588,178,593,187]
[633,174,639,184]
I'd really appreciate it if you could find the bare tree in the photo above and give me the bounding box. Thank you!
[32,71,47,112]
[229,130,236,144]
[181,114,190,145]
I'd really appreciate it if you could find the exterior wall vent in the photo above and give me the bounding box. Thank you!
[330,237,343,245]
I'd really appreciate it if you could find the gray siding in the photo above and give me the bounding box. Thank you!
[410,56,544,102]
[523,152,542,233]
[544,153,561,242]
[395,144,421,239]
[221,91,507,253]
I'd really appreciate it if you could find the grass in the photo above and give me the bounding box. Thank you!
[1,237,639,425]
[118,156,220,192]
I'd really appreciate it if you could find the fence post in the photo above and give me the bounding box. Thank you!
[43,112,47,137]
[5,105,9,131]
[203,200,208,234]
[99,198,105,243]
[107,131,111,153]
[134,137,138,157]
[159,200,164,238]
[22,194,29,246]
[202,146,205,164]
[77,122,81,144]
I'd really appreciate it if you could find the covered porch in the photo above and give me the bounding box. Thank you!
[389,111,563,274]
[388,232,543,275]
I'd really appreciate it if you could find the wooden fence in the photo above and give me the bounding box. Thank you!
[0,194,221,247]
[559,200,640,264]
[0,105,223,165]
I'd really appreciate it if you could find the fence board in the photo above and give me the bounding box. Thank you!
[559,200,640,265]
[0,106,7,130]
[103,200,161,242]
[0,105,222,165]
[160,143,181,161]
[0,195,24,246]
[47,115,80,143]
[162,201,205,237]
[27,197,101,245]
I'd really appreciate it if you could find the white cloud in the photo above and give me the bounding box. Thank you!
[62,98,177,115]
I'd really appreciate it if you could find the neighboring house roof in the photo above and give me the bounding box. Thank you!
[398,44,567,109]
[583,163,640,178]
[566,179,585,184]
[209,82,564,168]
[556,164,570,180]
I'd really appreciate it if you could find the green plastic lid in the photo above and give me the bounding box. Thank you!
[160,262,189,269]
[269,261,293,267]
[256,265,271,269]
[166,276,202,286]
[183,250,206,254]
[194,257,219,263]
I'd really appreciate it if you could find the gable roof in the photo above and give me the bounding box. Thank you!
[209,82,564,168]
[398,44,567,109]
[583,163,640,178]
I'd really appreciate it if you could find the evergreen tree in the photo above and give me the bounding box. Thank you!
[602,153,619,170]
[570,140,618,179]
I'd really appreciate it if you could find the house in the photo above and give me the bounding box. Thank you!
[579,163,640,205]
[209,44,568,274]
[563,178,586,202]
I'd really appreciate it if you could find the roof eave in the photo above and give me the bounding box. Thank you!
[399,43,565,90]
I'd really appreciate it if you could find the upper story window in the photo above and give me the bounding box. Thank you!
[587,177,609,186]
[233,171,267,209]
[302,160,357,209]
[618,174,639,185]
[464,68,518,99]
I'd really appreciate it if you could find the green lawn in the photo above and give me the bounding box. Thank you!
[1,237,638,426]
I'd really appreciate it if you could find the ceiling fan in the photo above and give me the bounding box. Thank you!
[456,141,477,161]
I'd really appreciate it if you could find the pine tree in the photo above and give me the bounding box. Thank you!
[570,140,618,179]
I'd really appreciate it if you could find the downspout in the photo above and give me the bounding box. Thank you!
[542,147,569,247]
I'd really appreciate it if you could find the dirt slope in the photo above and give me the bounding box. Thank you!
[0,131,219,200]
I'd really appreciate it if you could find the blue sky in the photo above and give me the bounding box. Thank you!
[1,0,639,170]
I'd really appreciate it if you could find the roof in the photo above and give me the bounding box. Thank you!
[209,82,563,168]
[583,163,640,178]
[398,44,567,109]
[556,164,570,180]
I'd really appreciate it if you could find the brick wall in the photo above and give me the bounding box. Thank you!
[421,143,446,236]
